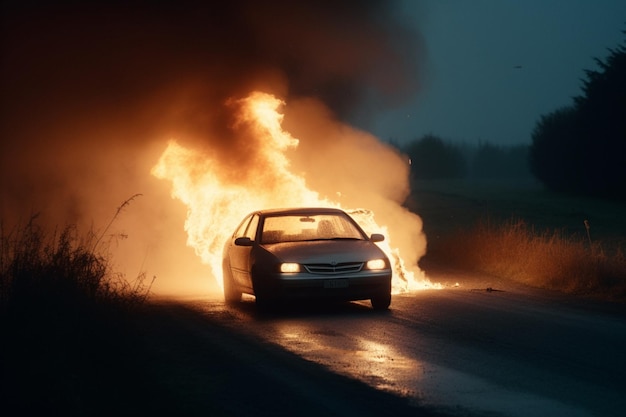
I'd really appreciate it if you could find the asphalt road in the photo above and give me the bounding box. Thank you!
[158,268,626,417]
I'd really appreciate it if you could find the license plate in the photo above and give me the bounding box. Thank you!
[324,279,348,289]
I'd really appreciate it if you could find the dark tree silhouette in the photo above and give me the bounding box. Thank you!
[529,106,584,191]
[530,31,626,200]
[404,134,467,180]
[470,142,531,179]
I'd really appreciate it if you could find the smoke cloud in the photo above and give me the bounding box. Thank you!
[1,0,425,294]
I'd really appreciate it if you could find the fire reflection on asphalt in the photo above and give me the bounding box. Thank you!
[274,322,423,396]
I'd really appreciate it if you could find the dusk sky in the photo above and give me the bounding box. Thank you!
[369,0,626,145]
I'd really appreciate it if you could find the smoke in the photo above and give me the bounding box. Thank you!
[283,97,426,281]
[1,0,425,295]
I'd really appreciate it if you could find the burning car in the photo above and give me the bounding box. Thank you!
[222,207,392,310]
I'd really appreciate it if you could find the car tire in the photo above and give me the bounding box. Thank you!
[253,284,277,313]
[222,265,241,304]
[254,292,276,313]
[371,293,391,310]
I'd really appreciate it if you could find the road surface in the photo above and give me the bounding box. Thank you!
[148,268,626,417]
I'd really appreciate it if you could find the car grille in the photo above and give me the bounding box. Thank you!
[303,262,364,275]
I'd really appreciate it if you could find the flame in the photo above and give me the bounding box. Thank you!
[151,91,432,294]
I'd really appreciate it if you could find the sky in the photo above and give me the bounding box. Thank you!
[368,0,626,145]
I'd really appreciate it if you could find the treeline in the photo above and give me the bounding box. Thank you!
[400,135,532,181]
[399,29,625,201]
[529,31,625,200]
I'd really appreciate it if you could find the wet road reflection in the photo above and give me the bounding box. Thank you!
[272,319,423,394]
[190,289,626,417]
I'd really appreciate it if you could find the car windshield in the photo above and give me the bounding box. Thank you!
[261,213,365,244]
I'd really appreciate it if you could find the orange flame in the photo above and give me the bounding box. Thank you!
[152,91,432,294]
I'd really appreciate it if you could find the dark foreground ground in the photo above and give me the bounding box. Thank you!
[5,278,624,417]
[1,300,448,417]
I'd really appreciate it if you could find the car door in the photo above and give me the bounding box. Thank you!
[228,213,259,291]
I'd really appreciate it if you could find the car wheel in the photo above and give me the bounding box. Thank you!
[254,292,273,312]
[222,265,241,304]
[253,285,278,312]
[371,293,391,310]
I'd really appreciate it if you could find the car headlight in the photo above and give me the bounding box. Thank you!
[280,263,301,273]
[366,259,386,270]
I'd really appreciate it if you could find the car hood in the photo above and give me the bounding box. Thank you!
[261,240,387,263]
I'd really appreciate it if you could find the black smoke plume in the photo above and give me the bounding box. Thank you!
[1,0,423,293]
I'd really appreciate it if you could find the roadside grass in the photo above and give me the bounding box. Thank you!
[0,196,167,416]
[411,179,626,301]
[0,218,150,315]
[432,218,626,300]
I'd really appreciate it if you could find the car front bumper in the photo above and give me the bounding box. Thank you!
[253,271,392,302]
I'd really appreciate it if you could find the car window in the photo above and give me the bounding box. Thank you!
[244,214,259,240]
[261,213,365,243]
[234,214,252,238]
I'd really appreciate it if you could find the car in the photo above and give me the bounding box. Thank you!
[222,207,392,310]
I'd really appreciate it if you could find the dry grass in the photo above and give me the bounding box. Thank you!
[436,218,626,300]
[0,196,160,415]
[0,194,151,315]
[0,218,151,315]
[411,179,626,301]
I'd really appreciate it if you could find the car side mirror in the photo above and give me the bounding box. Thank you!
[370,233,385,243]
[234,237,253,246]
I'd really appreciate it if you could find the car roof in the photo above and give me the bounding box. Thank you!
[255,207,346,217]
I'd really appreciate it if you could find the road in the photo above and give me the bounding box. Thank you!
[149,269,626,417]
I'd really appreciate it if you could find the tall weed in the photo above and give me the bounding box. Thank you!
[436,218,626,300]
[0,196,154,415]
[0,194,151,316]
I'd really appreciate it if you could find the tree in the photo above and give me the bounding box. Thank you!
[529,31,626,200]
[404,134,466,180]
[471,142,531,179]
[529,106,584,192]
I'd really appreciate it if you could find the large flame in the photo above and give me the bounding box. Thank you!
[152,91,432,294]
